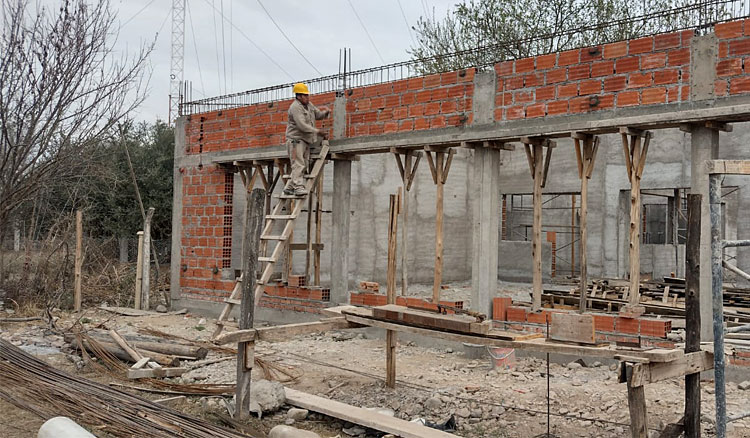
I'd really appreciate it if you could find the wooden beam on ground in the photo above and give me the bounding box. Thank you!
[213,317,360,345]
[549,313,596,344]
[284,388,460,438]
[127,367,186,379]
[109,329,143,362]
[629,351,713,387]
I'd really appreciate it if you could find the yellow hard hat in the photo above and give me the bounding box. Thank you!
[293,83,310,94]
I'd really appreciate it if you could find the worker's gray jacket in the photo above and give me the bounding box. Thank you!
[285,99,329,144]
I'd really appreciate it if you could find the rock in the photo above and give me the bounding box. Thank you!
[446,348,453,354]
[268,425,320,438]
[738,381,750,390]
[425,396,442,411]
[287,408,309,421]
[342,425,366,436]
[198,318,206,325]
[567,362,583,370]
[592,361,603,368]
[609,363,619,371]
[332,331,356,342]
[284,418,295,425]
[155,304,168,313]
[248,379,286,417]
[455,407,471,418]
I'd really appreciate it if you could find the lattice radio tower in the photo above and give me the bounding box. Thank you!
[169,0,185,124]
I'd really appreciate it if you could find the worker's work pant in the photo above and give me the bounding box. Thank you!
[286,139,309,190]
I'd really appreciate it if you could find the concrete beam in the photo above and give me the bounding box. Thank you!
[471,147,501,315]
[331,160,352,304]
[690,125,719,342]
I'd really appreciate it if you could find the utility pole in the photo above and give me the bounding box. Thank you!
[169,0,185,124]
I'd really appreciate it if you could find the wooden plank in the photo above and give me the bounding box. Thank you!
[373,305,490,335]
[706,159,750,175]
[424,151,438,184]
[342,308,682,362]
[549,313,596,344]
[627,366,649,438]
[127,367,186,380]
[74,210,83,312]
[285,388,460,438]
[630,351,713,387]
[214,318,359,345]
[109,329,143,362]
[131,357,151,369]
[386,191,400,388]
[574,138,583,178]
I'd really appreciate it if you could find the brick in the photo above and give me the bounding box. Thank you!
[524,73,543,87]
[719,41,729,58]
[526,103,545,118]
[504,76,524,90]
[591,60,614,77]
[414,117,430,129]
[569,96,594,114]
[629,36,653,54]
[546,100,568,115]
[514,90,534,103]
[527,311,548,324]
[716,20,744,39]
[495,61,514,77]
[617,90,640,107]
[729,39,750,56]
[667,48,690,66]
[579,79,602,95]
[536,53,557,70]
[616,317,640,334]
[641,52,666,69]
[557,83,578,98]
[424,102,441,116]
[408,104,425,117]
[558,49,580,66]
[506,306,528,322]
[715,79,729,97]
[730,76,750,94]
[430,116,446,128]
[615,56,640,73]
[398,119,414,131]
[717,58,743,77]
[506,106,525,120]
[515,57,535,73]
[580,46,602,62]
[593,314,615,332]
[654,32,681,50]
[667,86,680,102]
[383,121,398,133]
[568,64,590,81]
[441,100,457,113]
[603,75,628,92]
[628,72,653,88]
[424,73,441,88]
[603,41,628,59]
[592,94,615,110]
[492,297,512,321]
[535,85,555,101]
[546,68,567,84]
[681,29,694,46]
[440,71,458,85]
[642,87,667,105]
[653,69,680,85]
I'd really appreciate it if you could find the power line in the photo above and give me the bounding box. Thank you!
[186,1,206,96]
[201,0,294,81]
[120,0,158,29]
[255,0,323,76]
[395,0,416,46]
[347,0,386,65]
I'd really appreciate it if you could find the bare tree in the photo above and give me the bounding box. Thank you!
[0,0,152,241]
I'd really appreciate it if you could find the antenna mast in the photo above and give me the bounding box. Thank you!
[169,0,186,124]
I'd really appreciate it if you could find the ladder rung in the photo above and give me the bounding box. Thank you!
[281,174,316,180]
[258,257,276,262]
[224,298,241,305]
[274,194,305,199]
[261,234,287,241]
[266,215,296,220]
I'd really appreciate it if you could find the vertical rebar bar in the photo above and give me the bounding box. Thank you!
[709,173,726,438]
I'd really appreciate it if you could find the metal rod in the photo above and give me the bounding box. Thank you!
[722,260,750,281]
[709,173,727,438]
[722,239,750,247]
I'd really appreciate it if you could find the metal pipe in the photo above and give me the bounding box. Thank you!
[722,260,750,281]
[710,173,727,438]
[723,239,750,247]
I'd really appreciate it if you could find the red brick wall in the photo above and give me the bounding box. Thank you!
[715,19,750,96]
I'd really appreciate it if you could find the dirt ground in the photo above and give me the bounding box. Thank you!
[1,296,750,438]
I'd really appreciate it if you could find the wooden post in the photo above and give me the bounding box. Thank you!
[134,231,144,310]
[385,190,400,388]
[522,138,555,311]
[572,133,599,312]
[391,149,421,296]
[627,364,649,438]
[620,128,651,316]
[74,210,83,312]
[236,188,265,420]
[141,207,155,311]
[685,194,702,438]
[314,176,323,285]
[425,148,454,303]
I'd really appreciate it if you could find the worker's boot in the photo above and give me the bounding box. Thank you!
[294,186,307,196]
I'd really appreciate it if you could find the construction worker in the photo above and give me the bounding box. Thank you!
[284,82,330,196]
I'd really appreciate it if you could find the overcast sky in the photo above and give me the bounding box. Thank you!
[112,0,458,122]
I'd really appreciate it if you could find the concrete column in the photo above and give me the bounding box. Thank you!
[331,160,352,304]
[691,126,719,342]
[471,147,501,315]
[170,117,187,304]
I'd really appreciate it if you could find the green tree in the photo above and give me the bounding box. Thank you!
[409,0,730,73]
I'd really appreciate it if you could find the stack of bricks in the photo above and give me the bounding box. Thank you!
[715,19,750,96]
[349,291,463,313]
[494,30,692,121]
[258,281,331,314]
[492,297,673,344]
[345,70,475,137]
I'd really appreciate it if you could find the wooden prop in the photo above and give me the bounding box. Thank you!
[572,133,600,312]
[424,146,455,303]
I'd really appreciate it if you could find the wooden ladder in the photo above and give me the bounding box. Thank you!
[211,141,330,338]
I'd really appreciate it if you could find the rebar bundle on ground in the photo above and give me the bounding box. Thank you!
[0,339,253,438]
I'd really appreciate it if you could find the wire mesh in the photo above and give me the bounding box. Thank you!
[180,0,749,117]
